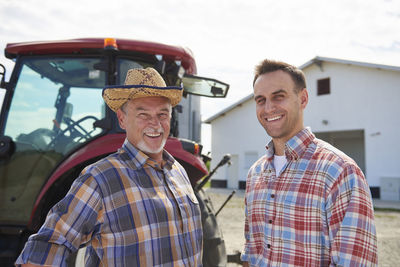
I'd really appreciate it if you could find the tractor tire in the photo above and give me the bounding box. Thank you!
[196,189,227,267]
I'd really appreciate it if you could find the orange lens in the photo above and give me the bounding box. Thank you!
[194,143,200,155]
[104,38,117,48]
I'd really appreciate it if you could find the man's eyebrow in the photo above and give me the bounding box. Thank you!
[159,108,170,112]
[254,89,287,101]
[272,89,287,95]
[135,106,147,111]
[135,106,170,112]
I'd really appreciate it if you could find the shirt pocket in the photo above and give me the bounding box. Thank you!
[178,183,199,205]
[186,189,199,204]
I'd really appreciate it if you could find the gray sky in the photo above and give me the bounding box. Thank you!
[1,0,399,152]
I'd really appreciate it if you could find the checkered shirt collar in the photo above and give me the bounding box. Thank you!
[265,127,315,161]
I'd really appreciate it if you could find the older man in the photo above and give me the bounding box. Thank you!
[16,68,202,266]
[241,59,377,266]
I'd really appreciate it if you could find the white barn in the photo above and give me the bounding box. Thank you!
[204,56,400,200]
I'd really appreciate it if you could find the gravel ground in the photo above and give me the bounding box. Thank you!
[205,189,400,267]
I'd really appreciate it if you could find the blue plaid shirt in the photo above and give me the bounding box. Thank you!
[16,139,203,266]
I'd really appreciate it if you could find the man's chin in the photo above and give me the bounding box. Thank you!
[265,129,281,138]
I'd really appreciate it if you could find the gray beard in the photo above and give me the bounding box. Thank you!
[137,137,167,155]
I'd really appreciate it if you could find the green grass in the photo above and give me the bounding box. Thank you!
[202,180,211,188]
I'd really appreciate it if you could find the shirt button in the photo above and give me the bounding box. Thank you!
[269,220,272,224]
[267,244,271,249]
[271,194,275,198]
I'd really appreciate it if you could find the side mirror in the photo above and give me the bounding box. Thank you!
[0,136,16,159]
[182,74,229,98]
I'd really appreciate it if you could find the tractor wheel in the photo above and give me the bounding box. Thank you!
[196,188,227,267]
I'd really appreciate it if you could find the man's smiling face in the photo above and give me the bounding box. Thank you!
[254,70,308,145]
[117,96,171,161]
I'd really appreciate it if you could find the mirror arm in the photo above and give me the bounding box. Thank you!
[0,64,6,88]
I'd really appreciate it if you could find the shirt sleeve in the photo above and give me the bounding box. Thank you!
[15,173,103,266]
[326,163,378,266]
[240,170,252,263]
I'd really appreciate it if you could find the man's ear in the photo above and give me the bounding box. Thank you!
[300,88,308,109]
[116,109,126,130]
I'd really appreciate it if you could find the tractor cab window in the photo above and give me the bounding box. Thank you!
[4,57,105,155]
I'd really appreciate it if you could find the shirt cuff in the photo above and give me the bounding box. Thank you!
[240,245,250,262]
[15,239,71,266]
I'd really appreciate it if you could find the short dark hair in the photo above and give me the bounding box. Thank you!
[253,59,306,92]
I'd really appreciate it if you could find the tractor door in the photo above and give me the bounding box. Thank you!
[0,57,107,226]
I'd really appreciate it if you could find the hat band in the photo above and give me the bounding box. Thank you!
[102,84,182,96]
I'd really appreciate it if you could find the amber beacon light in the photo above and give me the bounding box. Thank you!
[104,38,118,49]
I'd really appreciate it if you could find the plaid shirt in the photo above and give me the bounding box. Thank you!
[16,139,203,266]
[241,128,377,266]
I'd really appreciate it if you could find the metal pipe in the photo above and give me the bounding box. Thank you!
[215,190,236,216]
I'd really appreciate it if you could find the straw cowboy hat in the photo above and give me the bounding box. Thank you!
[102,67,183,112]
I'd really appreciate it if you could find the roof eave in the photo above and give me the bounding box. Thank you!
[203,93,253,123]
[300,56,400,72]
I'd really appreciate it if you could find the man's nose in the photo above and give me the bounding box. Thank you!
[264,99,275,113]
[148,116,161,126]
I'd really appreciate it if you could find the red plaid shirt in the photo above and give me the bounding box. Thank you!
[241,128,377,266]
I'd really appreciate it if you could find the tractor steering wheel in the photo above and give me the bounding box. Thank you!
[48,115,98,151]
[62,116,97,141]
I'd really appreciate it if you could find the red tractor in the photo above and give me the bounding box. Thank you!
[0,38,232,266]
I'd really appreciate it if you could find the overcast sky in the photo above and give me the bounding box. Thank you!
[1,0,399,152]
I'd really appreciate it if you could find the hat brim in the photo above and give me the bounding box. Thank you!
[102,84,183,112]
